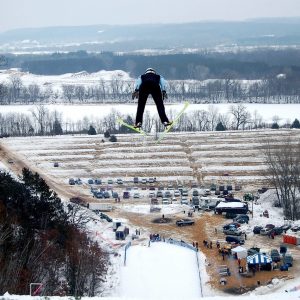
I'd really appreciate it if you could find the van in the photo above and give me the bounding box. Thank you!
[133,177,139,184]
[225,235,245,245]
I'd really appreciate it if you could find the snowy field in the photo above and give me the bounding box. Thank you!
[2,129,300,192]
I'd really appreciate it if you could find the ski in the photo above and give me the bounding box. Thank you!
[117,118,148,136]
[156,101,189,144]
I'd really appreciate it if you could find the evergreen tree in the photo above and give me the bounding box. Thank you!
[53,119,63,135]
[104,130,110,138]
[216,122,226,131]
[88,125,97,135]
[271,122,279,129]
[291,118,300,129]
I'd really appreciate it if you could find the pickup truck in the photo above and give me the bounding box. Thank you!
[176,219,195,226]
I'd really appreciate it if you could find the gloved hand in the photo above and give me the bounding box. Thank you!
[162,90,168,100]
[132,90,139,100]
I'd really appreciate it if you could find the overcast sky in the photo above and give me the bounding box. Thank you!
[1,0,300,32]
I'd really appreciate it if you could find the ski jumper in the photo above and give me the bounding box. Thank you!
[134,72,169,125]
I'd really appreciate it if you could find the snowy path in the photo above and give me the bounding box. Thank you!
[118,242,202,299]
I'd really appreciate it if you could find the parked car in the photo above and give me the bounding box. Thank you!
[112,192,119,198]
[103,191,110,198]
[88,179,94,184]
[223,223,239,230]
[270,249,281,262]
[235,217,248,224]
[94,179,102,185]
[149,192,155,198]
[253,226,263,234]
[141,178,147,184]
[133,177,139,184]
[162,198,170,205]
[291,225,300,232]
[280,224,291,232]
[204,189,211,196]
[107,179,114,184]
[266,224,275,230]
[149,177,155,183]
[69,178,75,185]
[225,212,237,219]
[156,191,163,198]
[174,190,181,197]
[75,178,82,185]
[53,162,59,167]
[271,227,284,236]
[133,192,141,199]
[117,178,123,184]
[149,185,156,190]
[181,189,189,197]
[176,219,195,226]
[95,191,103,199]
[225,235,244,245]
[283,254,293,267]
[181,198,189,205]
[167,184,174,190]
[223,228,243,236]
[260,228,272,235]
[164,191,172,198]
[123,191,130,199]
[234,214,249,222]
[192,189,199,196]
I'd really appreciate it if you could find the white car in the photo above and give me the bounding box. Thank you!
[149,192,155,198]
[162,198,170,204]
[181,198,189,205]
[174,190,181,197]
[133,192,141,199]
[141,178,147,184]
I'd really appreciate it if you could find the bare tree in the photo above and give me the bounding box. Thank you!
[263,139,300,220]
[62,84,75,102]
[229,104,251,130]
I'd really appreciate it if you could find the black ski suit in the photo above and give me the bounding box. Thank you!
[135,73,169,125]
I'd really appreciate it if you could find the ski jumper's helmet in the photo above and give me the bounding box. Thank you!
[145,68,156,74]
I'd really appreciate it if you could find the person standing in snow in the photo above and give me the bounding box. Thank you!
[132,68,172,128]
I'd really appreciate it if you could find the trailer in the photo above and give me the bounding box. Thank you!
[88,203,113,212]
[215,201,248,214]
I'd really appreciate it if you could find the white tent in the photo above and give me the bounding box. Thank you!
[231,246,247,259]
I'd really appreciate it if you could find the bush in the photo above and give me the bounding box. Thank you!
[104,130,110,138]
[291,118,300,129]
[88,125,97,135]
[271,122,279,129]
[109,135,117,142]
[216,122,226,131]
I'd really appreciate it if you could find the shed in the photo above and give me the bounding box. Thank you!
[231,246,247,259]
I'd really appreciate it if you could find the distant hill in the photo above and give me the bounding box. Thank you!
[1,18,300,53]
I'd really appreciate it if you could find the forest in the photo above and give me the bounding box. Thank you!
[0,168,108,296]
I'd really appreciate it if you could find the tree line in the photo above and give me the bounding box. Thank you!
[1,104,300,138]
[5,49,300,79]
[0,168,107,296]
[1,74,300,105]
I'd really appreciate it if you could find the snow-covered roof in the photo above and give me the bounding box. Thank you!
[216,201,245,209]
